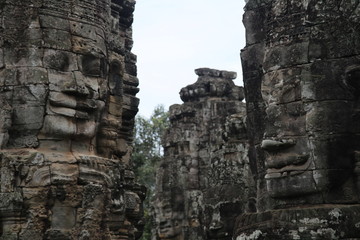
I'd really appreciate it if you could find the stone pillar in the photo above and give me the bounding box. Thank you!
[235,0,360,239]
[153,68,254,240]
[0,0,144,239]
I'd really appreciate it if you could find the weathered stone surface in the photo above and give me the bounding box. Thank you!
[153,68,254,240]
[0,150,145,239]
[235,205,360,240]
[0,0,143,239]
[235,0,360,238]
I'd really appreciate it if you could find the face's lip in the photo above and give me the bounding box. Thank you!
[266,153,309,169]
[262,138,311,179]
[208,228,229,238]
[265,155,312,179]
[49,92,97,119]
[159,227,173,233]
[49,105,90,119]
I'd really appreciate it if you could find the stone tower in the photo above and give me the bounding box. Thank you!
[235,0,360,238]
[153,68,254,240]
[0,0,144,239]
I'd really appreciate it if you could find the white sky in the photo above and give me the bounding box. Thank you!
[132,0,246,117]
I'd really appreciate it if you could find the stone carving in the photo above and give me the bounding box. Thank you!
[235,0,360,239]
[153,68,254,240]
[0,0,143,239]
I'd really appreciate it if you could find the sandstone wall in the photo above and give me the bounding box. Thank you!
[153,68,254,240]
[0,0,143,239]
[236,0,360,239]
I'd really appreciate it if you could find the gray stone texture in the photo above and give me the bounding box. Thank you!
[153,68,254,240]
[235,0,360,239]
[0,0,143,239]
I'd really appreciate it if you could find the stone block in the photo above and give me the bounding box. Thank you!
[79,163,112,186]
[240,42,264,73]
[76,120,96,138]
[243,9,266,45]
[123,73,139,87]
[108,101,122,117]
[39,14,70,31]
[13,85,47,104]
[50,163,78,184]
[263,42,309,71]
[45,229,72,240]
[4,47,43,67]
[0,48,4,69]
[0,192,23,210]
[301,59,355,101]
[44,49,77,72]
[73,71,99,95]
[72,36,106,56]
[22,166,51,187]
[48,70,76,93]
[305,100,354,134]
[43,29,72,51]
[12,105,45,130]
[22,187,50,206]
[262,66,302,105]
[19,229,43,240]
[40,115,76,139]
[16,67,48,85]
[0,68,18,86]
[51,203,76,230]
[69,21,101,40]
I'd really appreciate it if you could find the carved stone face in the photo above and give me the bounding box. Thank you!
[40,50,108,142]
[1,1,139,157]
[261,61,358,198]
[240,0,360,201]
[0,1,142,239]
[206,202,243,240]
[154,192,185,239]
[37,11,117,154]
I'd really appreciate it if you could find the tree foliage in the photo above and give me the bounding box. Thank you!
[132,105,169,187]
[131,105,169,240]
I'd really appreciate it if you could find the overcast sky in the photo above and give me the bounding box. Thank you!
[132,0,246,117]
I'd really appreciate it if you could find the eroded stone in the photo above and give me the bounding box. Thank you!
[153,68,254,240]
[234,0,360,238]
[0,0,143,239]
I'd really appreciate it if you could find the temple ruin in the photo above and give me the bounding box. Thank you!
[235,0,360,239]
[1,0,360,239]
[153,68,254,240]
[153,0,360,239]
[0,0,143,239]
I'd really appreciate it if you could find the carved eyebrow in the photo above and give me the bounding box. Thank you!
[345,65,360,75]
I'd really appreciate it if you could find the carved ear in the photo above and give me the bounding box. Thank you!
[345,65,360,97]
[109,60,123,96]
[0,98,12,149]
[355,151,360,192]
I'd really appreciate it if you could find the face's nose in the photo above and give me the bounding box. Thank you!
[61,73,90,97]
[49,71,90,97]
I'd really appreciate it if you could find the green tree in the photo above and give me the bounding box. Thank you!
[132,105,169,240]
